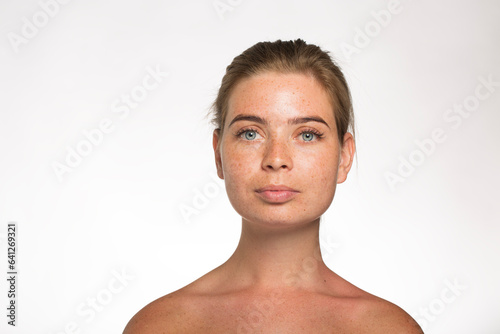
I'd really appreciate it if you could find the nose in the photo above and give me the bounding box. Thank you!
[261,137,293,171]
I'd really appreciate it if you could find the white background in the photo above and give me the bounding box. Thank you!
[1,0,499,333]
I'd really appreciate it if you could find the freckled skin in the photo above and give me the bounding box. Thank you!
[123,72,423,334]
[218,71,341,229]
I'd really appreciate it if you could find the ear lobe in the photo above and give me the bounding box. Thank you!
[337,132,355,184]
[212,129,224,179]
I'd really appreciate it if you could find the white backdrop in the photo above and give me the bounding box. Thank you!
[1,0,499,333]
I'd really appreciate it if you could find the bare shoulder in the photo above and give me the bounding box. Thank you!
[122,288,193,334]
[320,271,422,333]
[354,295,423,334]
[123,265,229,333]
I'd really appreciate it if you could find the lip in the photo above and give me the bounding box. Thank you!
[255,185,299,203]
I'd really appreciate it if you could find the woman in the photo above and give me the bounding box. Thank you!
[124,39,423,333]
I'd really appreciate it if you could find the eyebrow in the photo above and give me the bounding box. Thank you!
[228,114,330,129]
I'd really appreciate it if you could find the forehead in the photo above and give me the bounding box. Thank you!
[226,71,335,126]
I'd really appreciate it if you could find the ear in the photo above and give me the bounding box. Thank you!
[337,132,355,184]
[212,129,224,179]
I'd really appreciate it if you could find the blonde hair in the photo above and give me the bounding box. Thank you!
[210,39,354,146]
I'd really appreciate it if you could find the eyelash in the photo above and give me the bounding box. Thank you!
[235,127,324,141]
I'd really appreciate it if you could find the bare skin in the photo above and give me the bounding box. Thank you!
[124,72,423,333]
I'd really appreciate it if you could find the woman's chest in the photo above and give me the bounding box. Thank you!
[184,297,360,333]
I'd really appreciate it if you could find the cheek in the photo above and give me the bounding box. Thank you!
[221,145,257,194]
[300,150,339,194]
[222,146,254,177]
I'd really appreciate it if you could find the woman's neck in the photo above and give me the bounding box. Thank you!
[219,217,331,291]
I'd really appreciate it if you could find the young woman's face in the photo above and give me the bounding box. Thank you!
[213,71,354,228]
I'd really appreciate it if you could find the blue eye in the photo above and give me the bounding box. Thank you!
[299,129,323,142]
[236,128,261,141]
[244,130,257,140]
[302,132,315,141]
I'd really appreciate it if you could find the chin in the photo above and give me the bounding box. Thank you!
[236,202,329,229]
